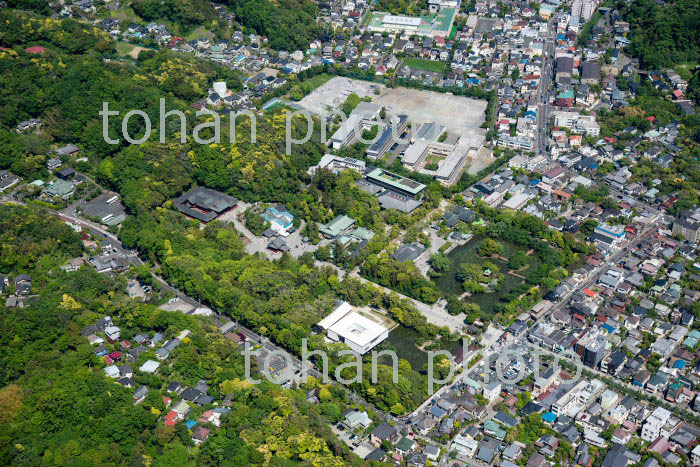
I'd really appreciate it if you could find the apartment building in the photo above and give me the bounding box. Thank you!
[552,380,588,417]
[552,111,601,136]
[577,379,605,406]
[641,407,672,442]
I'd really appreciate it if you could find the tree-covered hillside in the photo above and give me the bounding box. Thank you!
[224,0,322,50]
[131,0,219,31]
[0,206,367,466]
[0,10,242,176]
[617,0,700,69]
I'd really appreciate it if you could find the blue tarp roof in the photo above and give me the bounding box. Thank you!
[542,412,557,423]
[673,360,687,369]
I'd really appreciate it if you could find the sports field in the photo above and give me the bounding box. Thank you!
[367,7,456,35]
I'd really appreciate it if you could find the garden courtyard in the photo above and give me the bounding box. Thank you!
[432,235,539,315]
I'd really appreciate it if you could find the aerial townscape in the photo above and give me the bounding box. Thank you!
[0,0,699,465]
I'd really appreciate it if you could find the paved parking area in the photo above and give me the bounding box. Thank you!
[413,228,449,276]
[81,192,127,225]
[352,442,375,459]
[331,425,372,456]
[283,223,332,258]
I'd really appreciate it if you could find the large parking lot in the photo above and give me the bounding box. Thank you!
[79,192,127,225]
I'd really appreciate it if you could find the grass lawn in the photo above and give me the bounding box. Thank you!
[674,63,697,81]
[362,10,378,27]
[404,57,446,73]
[300,73,334,91]
[186,26,212,41]
[115,41,136,56]
[426,154,445,164]
[110,7,139,22]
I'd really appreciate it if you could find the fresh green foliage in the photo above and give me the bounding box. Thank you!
[0,11,241,164]
[404,57,448,73]
[0,207,359,466]
[225,0,321,50]
[132,0,218,34]
[617,0,700,69]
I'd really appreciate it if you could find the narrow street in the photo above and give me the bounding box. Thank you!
[338,265,467,333]
[536,18,555,156]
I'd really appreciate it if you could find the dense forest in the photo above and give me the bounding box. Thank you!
[373,0,426,16]
[0,206,372,466]
[0,10,242,167]
[616,0,700,70]
[224,0,322,50]
[132,0,219,32]
[116,204,448,413]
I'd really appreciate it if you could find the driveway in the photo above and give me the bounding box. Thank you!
[218,203,329,259]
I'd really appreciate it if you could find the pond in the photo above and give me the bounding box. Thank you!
[432,235,538,314]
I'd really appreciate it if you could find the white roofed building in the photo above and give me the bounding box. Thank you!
[308,154,366,175]
[317,301,389,354]
[641,406,672,442]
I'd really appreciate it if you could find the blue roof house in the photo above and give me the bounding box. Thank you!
[263,206,294,236]
[673,360,686,370]
[542,412,557,424]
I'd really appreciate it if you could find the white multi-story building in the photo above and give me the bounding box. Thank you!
[497,134,535,151]
[328,102,382,149]
[451,433,478,457]
[308,154,366,175]
[552,380,588,416]
[578,379,605,406]
[483,381,502,402]
[552,111,600,136]
[641,407,672,442]
[691,445,700,465]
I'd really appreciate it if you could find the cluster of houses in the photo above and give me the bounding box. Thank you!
[82,312,250,447]
[319,0,371,30]
[362,335,700,466]
[1,274,33,309]
[524,219,700,391]
[2,144,89,203]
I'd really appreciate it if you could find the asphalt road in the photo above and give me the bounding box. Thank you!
[550,217,660,315]
[536,19,555,156]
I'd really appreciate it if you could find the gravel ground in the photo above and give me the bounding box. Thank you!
[297,77,384,116]
[374,86,487,138]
